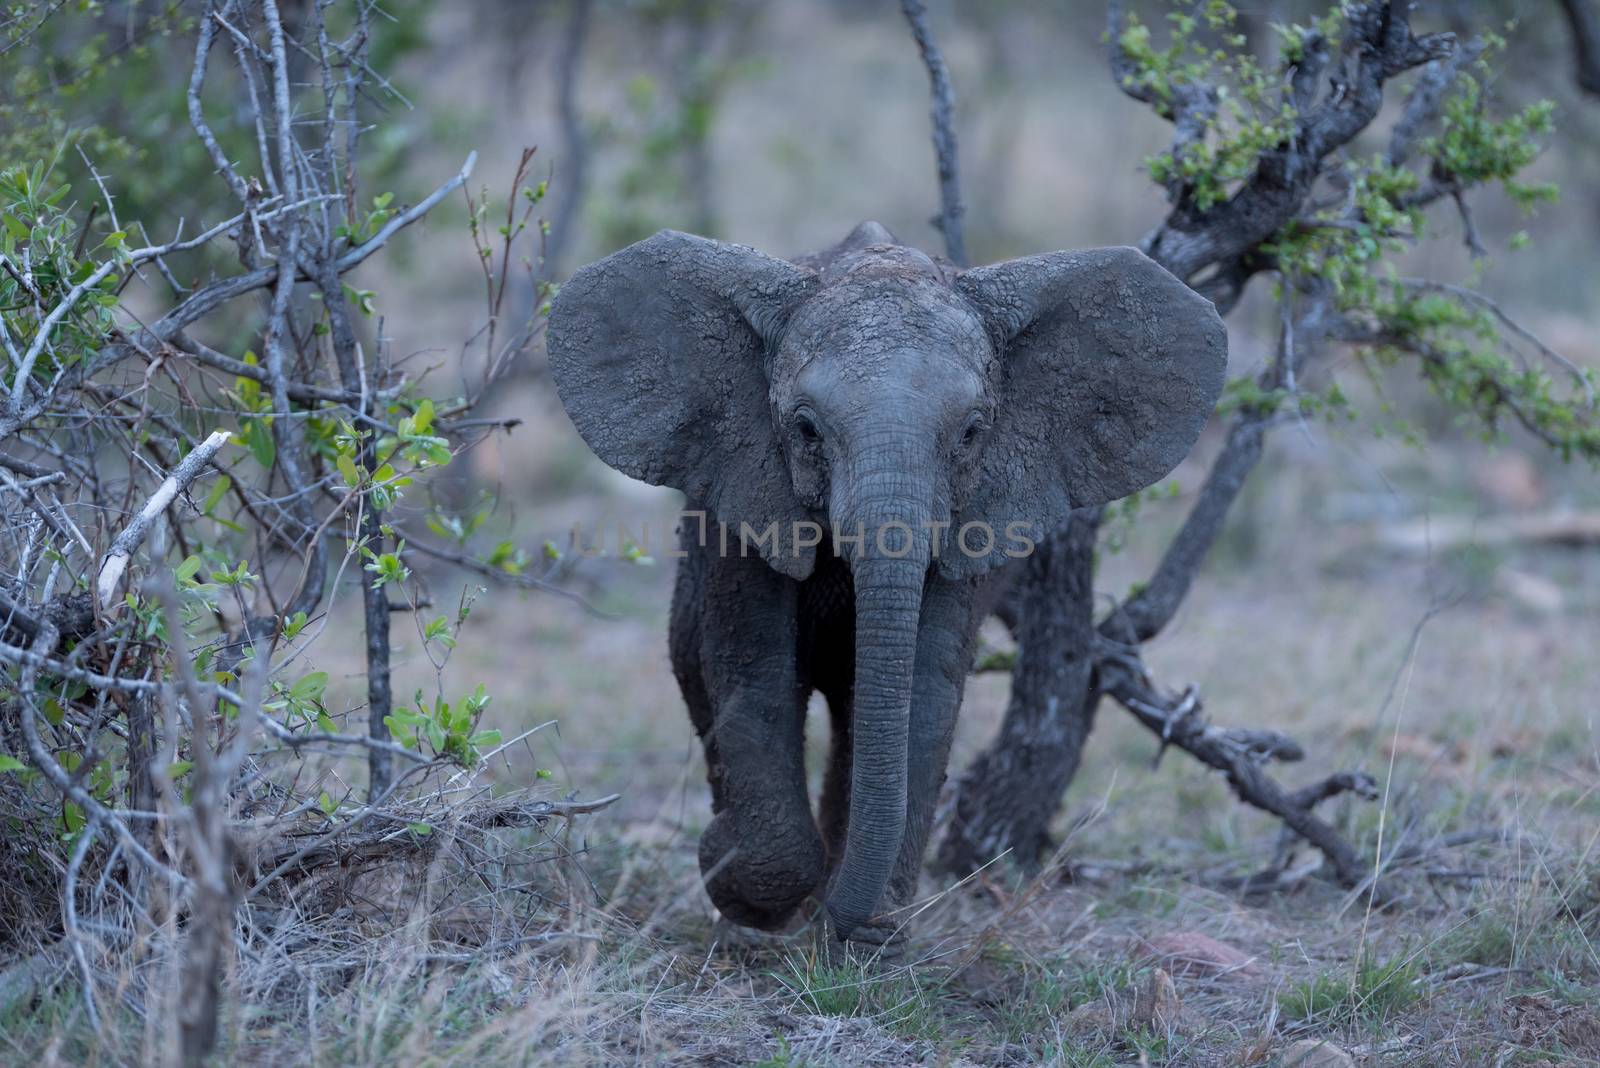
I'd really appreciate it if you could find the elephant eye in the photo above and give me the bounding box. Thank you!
[794,409,822,444]
[958,412,986,450]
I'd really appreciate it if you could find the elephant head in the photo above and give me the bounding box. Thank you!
[547,229,1226,937]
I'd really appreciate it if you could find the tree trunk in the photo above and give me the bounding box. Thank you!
[936,510,1099,875]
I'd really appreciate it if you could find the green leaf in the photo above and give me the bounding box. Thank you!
[241,418,275,468]
[318,791,337,817]
[289,671,329,702]
[202,474,231,517]
[0,755,26,773]
[336,453,361,487]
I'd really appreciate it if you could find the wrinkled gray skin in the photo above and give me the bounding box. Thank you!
[548,222,1226,945]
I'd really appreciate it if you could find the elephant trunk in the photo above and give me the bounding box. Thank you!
[827,464,932,939]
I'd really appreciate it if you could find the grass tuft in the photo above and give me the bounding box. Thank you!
[1282,952,1422,1029]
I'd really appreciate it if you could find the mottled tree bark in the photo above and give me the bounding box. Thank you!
[937,511,1098,875]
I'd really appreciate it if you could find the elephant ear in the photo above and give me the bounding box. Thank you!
[943,246,1227,578]
[547,230,821,578]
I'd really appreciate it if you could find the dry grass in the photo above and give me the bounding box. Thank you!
[8,410,1596,1066]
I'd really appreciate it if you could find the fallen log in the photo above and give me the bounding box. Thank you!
[242,791,620,899]
[1378,511,1600,554]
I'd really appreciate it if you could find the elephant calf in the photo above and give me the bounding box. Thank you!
[548,222,1226,948]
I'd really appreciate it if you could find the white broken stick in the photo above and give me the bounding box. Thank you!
[96,429,231,607]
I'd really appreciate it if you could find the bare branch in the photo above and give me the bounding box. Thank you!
[1559,0,1600,96]
[145,153,476,346]
[186,0,250,204]
[1103,663,1380,895]
[543,0,593,278]
[96,429,231,606]
[900,0,966,265]
[62,815,102,1033]
[1104,417,1268,646]
[1450,187,1487,258]
[168,331,357,405]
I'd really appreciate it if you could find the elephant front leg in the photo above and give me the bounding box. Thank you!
[846,574,981,949]
[695,551,823,931]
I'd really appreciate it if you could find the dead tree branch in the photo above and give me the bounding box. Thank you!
[96,429,230,607]
[245,792,620,891]
[1102,663,1380,894]
[900,0,967,265]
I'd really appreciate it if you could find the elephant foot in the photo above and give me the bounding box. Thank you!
[708,913,805,961]
[699,811,823,932]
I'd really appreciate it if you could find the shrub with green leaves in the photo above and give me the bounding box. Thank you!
[0,3,579,1060]
[1114,2,1596,463]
